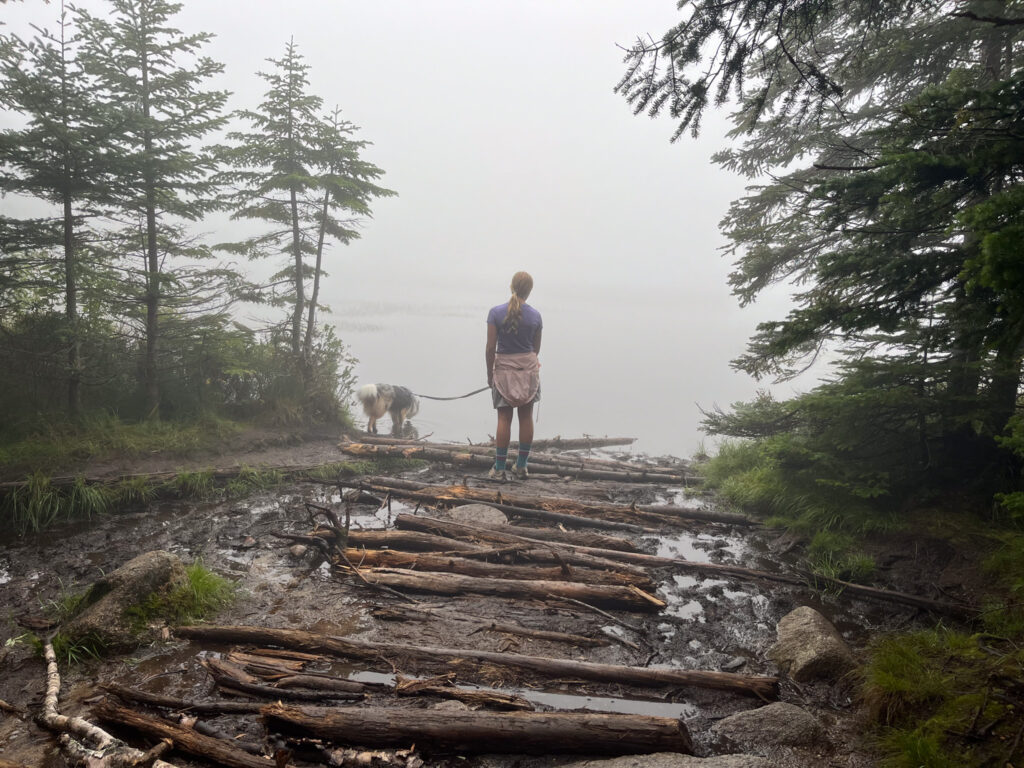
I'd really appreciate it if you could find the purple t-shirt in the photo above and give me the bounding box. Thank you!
[488,302,542,354]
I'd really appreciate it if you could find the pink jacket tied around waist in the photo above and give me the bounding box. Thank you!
[492,352,540,408]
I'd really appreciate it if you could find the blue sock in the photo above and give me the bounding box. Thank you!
[495,447,508,471]
[516,443,531,469]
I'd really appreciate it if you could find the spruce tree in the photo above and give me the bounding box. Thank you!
[76,0,229,417]
[219,41,394,376]
[0,6,114,417]
[620,1,1024,489]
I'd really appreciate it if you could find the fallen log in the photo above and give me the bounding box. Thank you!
[280,529,490,554]
[38,641,180,768]
[348,434,638,451]
[174,626,779,699]
[339,548,654,589]
[343,437,677,475]
[102,684,269,715]
[354,567,665,612]
[361,490,654,534]
[371,605,610,647]
[263,703,692,756]
[339,443,696,484]
[93,700,279,768]
[390,515,650,577]
[451,519,640,552]
[351,478,749,527]
[397,674,533,711]
[203,657,365,702]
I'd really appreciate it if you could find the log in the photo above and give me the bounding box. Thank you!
[93,700,280,768]
[394,674,533,711]
[452,520,641,552]
[354,567,665,612]
[203,657,364,702]
[263,703,692,756]
[390,515,650,577]
[343,437,679,475]
[281,529,490,554]
[371,605,610,647]
[348,434,638,451]
[102,684,268,715]
[339,443,697,484]
[351,478,749,527]
[339,548,654,589]
[174,625,779,698]
[359,491,653,534]
[391,513,968,616]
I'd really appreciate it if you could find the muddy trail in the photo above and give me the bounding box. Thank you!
[0,436,945,767]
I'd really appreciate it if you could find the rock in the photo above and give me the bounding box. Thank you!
[288,544,309,559]
[62,550,189,652]
[711,703,828,752]
[561,755,770,768]
[767,606,856,682]
[430,699,470,711]
[442,503,508,527]
[720,656,746,672]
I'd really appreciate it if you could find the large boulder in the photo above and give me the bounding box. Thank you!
[559,755,770,768]
[62,550,189,652]
[711,703,829,752]
[767,606,856,682]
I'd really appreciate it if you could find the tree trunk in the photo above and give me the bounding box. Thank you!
[340,548,653,589]
[350,477,751,527]
[174,625,779,698]
[102,683,268,715]
[289,182,303,357]
[303,189,330,361]
[62,190,81,419]
[354,567,664,611]
[263,703,693,756]
[93,700,278,768]
[339,442,695,484]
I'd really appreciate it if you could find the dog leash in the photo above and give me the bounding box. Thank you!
[414,385,491,401]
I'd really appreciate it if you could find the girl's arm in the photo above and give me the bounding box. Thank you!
[486,323,498,385]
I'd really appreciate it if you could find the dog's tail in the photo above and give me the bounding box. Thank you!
[356,384,378,404]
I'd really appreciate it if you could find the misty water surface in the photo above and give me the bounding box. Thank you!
[335,279,777,458]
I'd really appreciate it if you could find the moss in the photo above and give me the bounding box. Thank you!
[124,561,235,631]
[806,530,876,582]
[862,628,1024,767]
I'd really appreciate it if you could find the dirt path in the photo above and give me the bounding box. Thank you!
[0,439,890,767]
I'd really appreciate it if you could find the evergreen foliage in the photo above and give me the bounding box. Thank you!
[217,40,395,368]
[74,0,231,418]
[623,0,1024,505]
[0,5,386,433]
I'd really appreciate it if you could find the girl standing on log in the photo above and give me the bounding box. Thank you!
[486,271,542,481]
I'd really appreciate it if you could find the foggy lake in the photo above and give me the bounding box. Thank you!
[334,272,782,458]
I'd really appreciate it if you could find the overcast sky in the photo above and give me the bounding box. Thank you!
[1,1,802,456]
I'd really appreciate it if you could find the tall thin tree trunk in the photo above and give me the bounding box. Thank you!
[141,34,160,418]
[63,191,81,419]
[290,183,303,357]
[59,8,81,419]
[303,189,329,362]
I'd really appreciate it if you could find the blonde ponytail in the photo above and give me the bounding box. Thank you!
[503,271,533,334]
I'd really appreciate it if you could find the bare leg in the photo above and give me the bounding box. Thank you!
[496,407,514,450]
[517,403,534,445]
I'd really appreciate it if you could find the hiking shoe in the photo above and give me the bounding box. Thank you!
[487,466,508,483]
[512,465,529,480]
